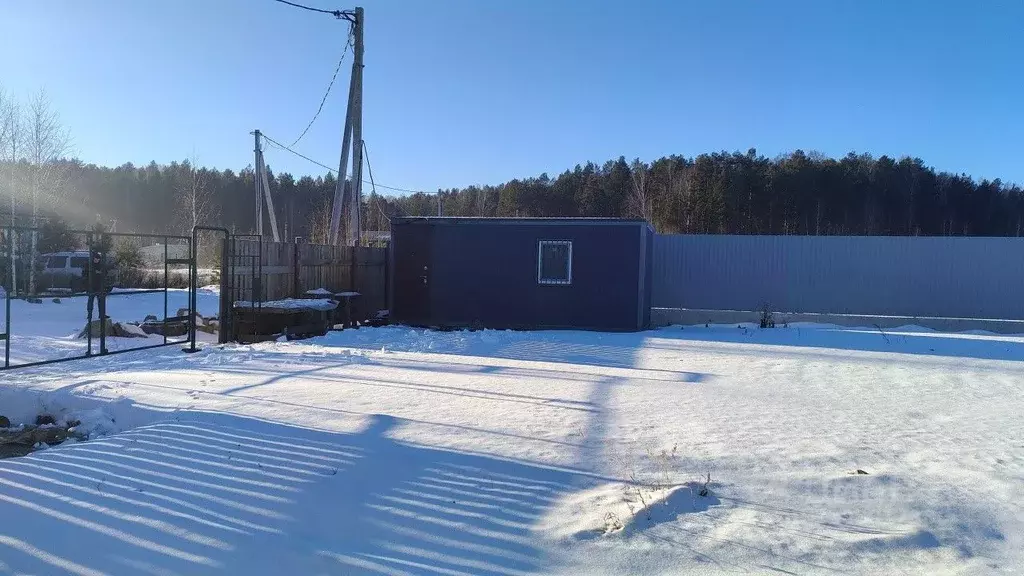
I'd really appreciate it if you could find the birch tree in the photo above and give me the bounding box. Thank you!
[308,194,332,244]
[628,158,652,223]
[175,155,219,267]
[1,89,19,220]
[177,156,218,233]
[1,88,22,292]
[26,89,71,293]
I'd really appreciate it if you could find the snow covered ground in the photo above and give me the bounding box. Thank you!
[0,289,220,366]
[0,323,1021,574]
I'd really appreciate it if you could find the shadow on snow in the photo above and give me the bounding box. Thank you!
[0,408,590,575]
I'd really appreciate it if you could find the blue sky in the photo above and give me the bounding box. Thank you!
[3,0,1023,192]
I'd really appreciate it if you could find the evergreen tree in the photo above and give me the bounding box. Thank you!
[2,149,1022,239]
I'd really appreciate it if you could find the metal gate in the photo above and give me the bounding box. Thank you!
[1,226,194,370]
[187,227,264,349]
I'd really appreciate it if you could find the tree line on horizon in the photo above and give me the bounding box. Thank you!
[0,150,1019,239]
[4,87,1023,241]
[2,151,1023,240]
[419,150,1024,237]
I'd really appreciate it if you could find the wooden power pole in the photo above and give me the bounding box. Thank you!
[252,129,281,242]
[254,130,263,236]
[330,6,364,246]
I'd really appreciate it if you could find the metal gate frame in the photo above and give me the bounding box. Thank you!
[1,226,193,370]
[187,227,263,350]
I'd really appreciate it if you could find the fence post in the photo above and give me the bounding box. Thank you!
[219,236,230,344]
[86,232,94,357]
[163,238,168,346]
[4,229,11,368]
[384,243,391,313]
[185,229,198,353]
[99,233,107,356]
[293,237,301,299]
[350,245,358,292]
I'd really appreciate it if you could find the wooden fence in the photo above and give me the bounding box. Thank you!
[228,239,389,315]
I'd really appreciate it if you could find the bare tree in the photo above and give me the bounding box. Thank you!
[666,159,691,233]
[27,90,71,210]
[1,88,23,222]
[1,87,22,292]
[628,158,653,223]
[308,194,333,244]
[1,90,17,216]
[25,89,71,293]
[174,155,220,268]
[176,155,218,233]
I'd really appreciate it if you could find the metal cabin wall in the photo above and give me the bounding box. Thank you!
[642,228,654,328]
[653,234,1024,319]
[428,222,644,331]
[390,222,434,326]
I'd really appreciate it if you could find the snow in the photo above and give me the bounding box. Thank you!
[0,289,220,366]
[305,288,334,296]
[234,298,338,311]
[115,322,150,338]
[0,323,1021,574]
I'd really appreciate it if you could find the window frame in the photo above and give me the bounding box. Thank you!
[537,240,573,286]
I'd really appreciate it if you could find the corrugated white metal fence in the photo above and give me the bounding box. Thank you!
[653,235,1024,319]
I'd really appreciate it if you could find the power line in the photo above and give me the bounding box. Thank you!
[261,132,434,195]
[362,140,377,194]
[262,133,336,172]
[362,140,390,222]
[272,0,355,20]
[290,28,354,147]
[362,180,434,193]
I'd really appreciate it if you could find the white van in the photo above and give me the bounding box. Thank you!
[41,251,115,292]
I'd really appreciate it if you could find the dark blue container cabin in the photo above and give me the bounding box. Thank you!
[390,218,653,332]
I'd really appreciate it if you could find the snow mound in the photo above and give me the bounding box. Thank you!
[540,482,719,541]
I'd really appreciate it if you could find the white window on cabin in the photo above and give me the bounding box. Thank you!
[538,240,572,285]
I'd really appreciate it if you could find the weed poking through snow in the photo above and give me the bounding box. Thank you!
[615,443,715,530]
[874,323,891,345]
[760,303,776,329]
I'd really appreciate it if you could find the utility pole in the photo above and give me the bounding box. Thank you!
[329,6,364,246]
[248,127,278,239]
[254,130,263,236]
[259,150,281,242]
[329,67,355,245]
[252,129,281,242]
[349,6,364,246]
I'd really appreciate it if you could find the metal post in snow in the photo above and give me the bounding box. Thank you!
[86,232,93,357]
[98,234,106,356]
[185,227,199,353]
[163,238,168,346]
[4,229,11,368]
[219,235,230,344]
